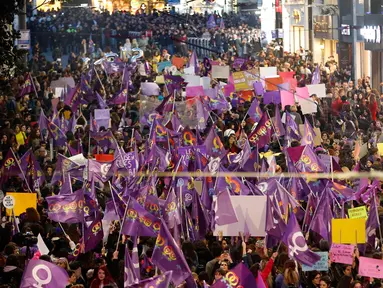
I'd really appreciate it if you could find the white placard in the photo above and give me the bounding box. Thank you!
[3,195,15,209]
[183,75,201,87]
[213,195,267,236]
[298,97,318,115]
[54,87,64,99]
[307,84,326,98]
[200,77,211,89]
[212,65,230,79]
[183,66,195,75]
[260,67,278,79]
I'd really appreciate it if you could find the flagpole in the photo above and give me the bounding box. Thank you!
[94,67,106,99]
[29,73,39,99]
[109,182,122,226]
[130,128,135,148]
[11,149,32,193]
[120,63,126,90]
[373,193,383,252]
[330,156,334,182]
[115,197,130,252]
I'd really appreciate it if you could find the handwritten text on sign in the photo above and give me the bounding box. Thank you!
[330,244,354,265]
[358,256,383,279]
[348,206,367,219]
[302,252,328,272]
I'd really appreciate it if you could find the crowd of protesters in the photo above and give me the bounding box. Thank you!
[0,5,382,288]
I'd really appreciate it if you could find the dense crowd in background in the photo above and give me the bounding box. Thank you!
[0,6,382,288]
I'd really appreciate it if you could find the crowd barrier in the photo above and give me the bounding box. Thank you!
[187,38,214,58]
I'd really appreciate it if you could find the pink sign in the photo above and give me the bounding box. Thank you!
[330,244,354,265]
[358,256,383,279]
[281,90,295,110]
[186,86,204,97]
[296,86,309,99]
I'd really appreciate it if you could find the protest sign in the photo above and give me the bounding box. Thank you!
[183,75,201,87]
[330,244,354,265]
[183,66,195,75]
[232,71,250,91]
[200,77,211,89]
[265,76,283,91]
[6,193,37,216]
[263,91,281,104]
[302,252,328,271]
[172,56,185,69]
[298,97,317,115]
[3,195,15,209]
[155,75,165,84]
[157,61,172,72]
[358,257,383,279]
[253,82,264,96]
[332,218,366,244]
[281,90,295,109]
[377,143,383,156]
[296,86,310,99]
[307,84,326,98]
[279,71,295,81]
[260,67,277,79]
[94,109,110,129]
[348,206,367,219]
[141,82,160,96]
[213,196,266,236]
[212,65,230,79]
[186,86,204,97]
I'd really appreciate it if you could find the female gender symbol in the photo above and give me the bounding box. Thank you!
[32,264,52,287]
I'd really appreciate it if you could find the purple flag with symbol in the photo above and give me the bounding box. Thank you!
[20,259,69,288]
[83,212,103,253]
[211,263,257,288]
[309,189,333,241]
[282,211,321,266]
[152,219,192,286]
[285,112,301,141]
[301,118,316,147]
[273,105,285,137]
[19,74,35,98]
[64,85,81,112]
[207,14,216,29]
[248,113,273,148]
[366,195,380,246]
[130,271,173,288]
[311,65,320,85]
[248,98,263,122]
[46,189,84,223]
[124,244,140,286]
[214,189,238,226]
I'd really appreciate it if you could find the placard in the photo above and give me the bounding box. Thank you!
[213,196,266,236]
[200,77,211,89]
[186,86,204,97]
[183,75,201,87]
[212,65,230,79]
[265,76,283,91]
[377,143,383,156]
[281,90,295,109]
[141,82,160,96]
[302,252,328,271]
[298,97,317,115]
[330,244,354,265]
[358,256,383,279]
[307,84,326,98]
[157,61,172,72]
[260,67,277,78]
[348,206,367,219]
[6,193,37,216]
[3,195,15,209]
[233,72,250,91]
[184,66,195,75]
[172,56,185,69]
[332,218,366,244]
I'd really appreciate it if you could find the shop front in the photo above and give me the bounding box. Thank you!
[312,15,338,64]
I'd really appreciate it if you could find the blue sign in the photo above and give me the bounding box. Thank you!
[302,252,329,271]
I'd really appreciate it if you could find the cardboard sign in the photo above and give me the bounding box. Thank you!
[298,97,317,115]
[212,65,230,79]
[213,196,266,236]
[260,67,277,78]
[307,84,326,98]
[330,244,354,265]
[157,61,172,72]
[279,71,295,81]
[332,218,366,244]
[141,82,160,96]
[348,206,367,219]
[94,109,110,129]
[233,71,250,91]
[155,75,165,84]
[172,56,185,69]
[3,195,15,209]
[6,193,37,216]
[302,252,328,271]
[265,76,283,91]
[281,90,295,109]
[358,256,383,279]
[184,75,201,87]
[377,143,383,156]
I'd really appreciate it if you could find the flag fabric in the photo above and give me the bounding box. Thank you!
[39,110,67,146]
[19,149,45,192]
[213,189,238,226]
[285,112,301,141]
[248,113,273,148]
[51,154,80,185]
[248,98,263,122]
[273,105,285,137]
[130,271,173,288]
[207,14,217,29]
[19,74,35,98]
[121,197,161,237]
[0,149,23,186]
[83,212,103,252]
[20,259,69,288]
[152,219,192,286]
[295,145,325,173]
[108,88,128,105]
[303,193,317,233]
[265,195,286,240]
[204,126,224,157]
[366,195,380,246]
[188,50,200,75]
[124,244,140,286]
[309,189,333,241]
[311,65,320,85]
[211,263,257,288]
[46,189,84,223]
[301,118,316,147]
[64,85,82,112]
[282,211,321,266]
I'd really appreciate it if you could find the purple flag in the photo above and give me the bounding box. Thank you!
[285,112,301,141]
[90,130,117,152]
[64,85,81,112]
[248,98,263,122]
[282,211,321,266]
[39,111,67,146]
[204,126,224,157]
[295,145,325,173]
[124,244,140,286]
[248,113,273,148]
[301,118,316,147]
[20,149,45,192]
[0,149,23,186]
[152,219,192,286]
[263,91,281,104]
[103,60,125,74]
[311,65,320,85]
[309,189,333,241]
[19,74,35,98]
[207,14,216,29]
[216,166,251,195]
[366,195,380,246]
[96,92,107,109]
[302,193,318,233]
[121,197,161,237]
[188,50,200,74]
[253,82,264,96]
[88,159,116,182]
[265,195,286,240]
[20,259,69,288]
[213,189,238,225]
[273,105,285,137]
[51,154,80,185]
[200,175,214,210]
[130,271,173,288]
[108,88,128,105]
[163,188,181,230]
[83,212,103,252]
[211,263,257,288]
[46,189,84,223]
